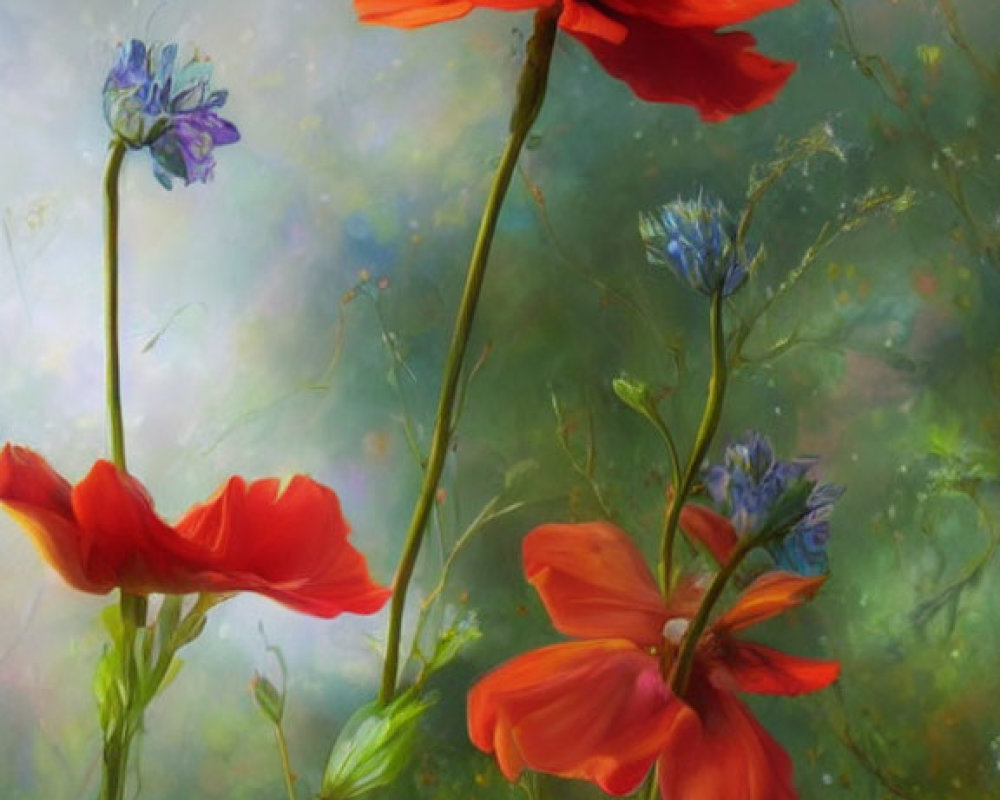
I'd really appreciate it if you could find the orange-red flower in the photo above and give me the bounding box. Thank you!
[0,444,391,618]
[355,0,799,120]
[467,521,838,798]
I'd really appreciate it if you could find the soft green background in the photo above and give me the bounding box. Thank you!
[1,0,998,797]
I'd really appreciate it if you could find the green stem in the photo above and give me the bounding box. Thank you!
[644,767,659,800]
[275,724,298,800]
[645,404,681,494]
[377,6,559,706]
[659,290,727,591]
[104,138,128,472]
[99,137,149,800]
[669,536,753,697]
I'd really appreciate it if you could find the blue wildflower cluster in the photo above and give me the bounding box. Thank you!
[704,431,843,575]
[103,39,240,189]
[639,196,756,298]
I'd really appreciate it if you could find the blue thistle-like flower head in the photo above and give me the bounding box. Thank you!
[103,39,240,189]
[639,196,755,298]
[704,430,843,575]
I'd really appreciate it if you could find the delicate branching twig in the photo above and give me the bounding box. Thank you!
[827,0,998,269]
[829,686,913,799]
[936,0,1000,92]
[410,494,526,684]
[519,166,685,381]
[736,123,845,250]
[550,390,615,519]
[730,187,914,368]
[911,489,999,635]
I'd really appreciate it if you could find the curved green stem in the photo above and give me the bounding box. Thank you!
[99,137,151,800]
[377,7,559,706]
[669,536,753,697]
[275,724,298,800]
[645,403,681,494]
[104,138,128,472]
[659,289,727,591]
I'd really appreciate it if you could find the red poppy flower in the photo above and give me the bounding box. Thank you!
[467,520,838,798]
[354,0,799,120]
[0,444,391,618]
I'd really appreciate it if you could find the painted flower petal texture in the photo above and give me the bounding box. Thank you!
[657,672,798,800]
[355,0,547,27]
[603,0,798,30]
[0,445,114,592]
[174,474,392,616]
[679,502,740,564]
[572,18,796,121]
[0,444,390,618]
[103,39,240,188]
[354,0,799,116]
[707,640,841,696]
[714,571,826,633]
[467,640,678,795]
[523,521,668,646]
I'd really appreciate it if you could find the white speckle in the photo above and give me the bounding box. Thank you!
[662,618,690,644]
[822,773,834,786]
[774,406,782,416]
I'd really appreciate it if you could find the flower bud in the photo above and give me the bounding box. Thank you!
[639,196,754,297]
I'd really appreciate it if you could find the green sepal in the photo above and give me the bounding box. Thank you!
[250,672,285,726]
[611,376,655,418]
[320,689,435,799]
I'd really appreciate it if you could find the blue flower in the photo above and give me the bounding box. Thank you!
[639,196,755,297]
[103,39,240,189]
[704,431,842,575]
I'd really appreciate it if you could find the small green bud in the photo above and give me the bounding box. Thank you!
[612,376,654,417]
[250,672,285,726]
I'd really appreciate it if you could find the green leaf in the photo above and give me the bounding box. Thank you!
[320,690,435,799]
[93,647,123,733]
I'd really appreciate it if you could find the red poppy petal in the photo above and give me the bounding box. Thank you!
[72,461,190,592]
[680,503,740,565]
[175,475,390,617]
[560,0,628,43]
[714,571,826,633]
[570,18,795,120]
[468,640,677,794]
[523,522,667,646]
[354,0,547,27]
[710,640,840,695]
[658,673,797,800]
[0,444,109,592]
[601,0,798,30]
